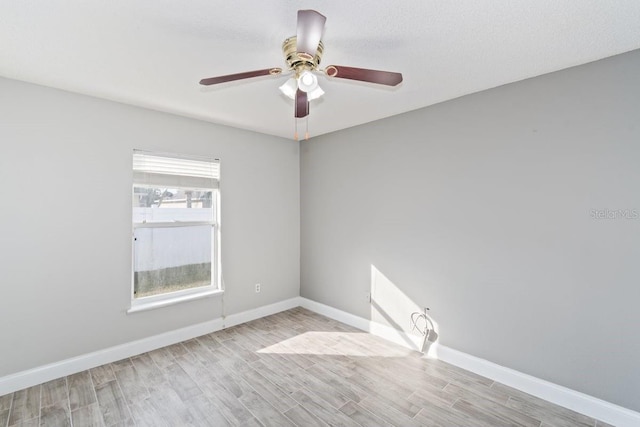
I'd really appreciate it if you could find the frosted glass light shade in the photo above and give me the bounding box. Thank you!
[278,78,297,100]
[307,86,324,101]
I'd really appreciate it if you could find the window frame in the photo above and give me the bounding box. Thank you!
[128,151,222,314]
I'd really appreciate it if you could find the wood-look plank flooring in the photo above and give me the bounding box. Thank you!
[0,308,613,427]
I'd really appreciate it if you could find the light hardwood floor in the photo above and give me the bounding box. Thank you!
[0,308,613,427]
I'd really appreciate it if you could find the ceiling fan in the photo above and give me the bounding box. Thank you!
[199,10,403,139]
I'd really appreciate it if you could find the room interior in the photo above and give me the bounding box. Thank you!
[1,2,639,426]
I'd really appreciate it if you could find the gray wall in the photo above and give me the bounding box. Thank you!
[0,77,300,376]
[301,50,640,411]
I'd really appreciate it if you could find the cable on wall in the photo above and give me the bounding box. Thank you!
[410,307,435,353]
[220,275,227,328]
[218,162,226,329]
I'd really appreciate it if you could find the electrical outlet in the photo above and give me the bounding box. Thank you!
[255,283,261,293]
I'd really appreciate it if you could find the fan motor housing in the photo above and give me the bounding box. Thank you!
[282,36,323,73]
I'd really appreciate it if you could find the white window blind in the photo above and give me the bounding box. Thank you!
[133,150,220,189]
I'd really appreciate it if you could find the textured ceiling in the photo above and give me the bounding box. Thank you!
[1,1,640,140]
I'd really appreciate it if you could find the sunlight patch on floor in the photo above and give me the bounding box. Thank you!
[256,331,417,357]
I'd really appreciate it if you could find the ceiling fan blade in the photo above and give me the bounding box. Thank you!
[325,65,403,86]
[296,10,326,59]
[199,68,282,86]
[295,89,309,118]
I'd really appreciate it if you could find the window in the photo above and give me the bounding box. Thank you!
[130,150,221,312]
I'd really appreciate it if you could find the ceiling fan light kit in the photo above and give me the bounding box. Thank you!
[199,9,403,140]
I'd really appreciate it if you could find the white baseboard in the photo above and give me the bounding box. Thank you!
[436,345,640,427]
[0,297,300,397]
[298,297,640,427]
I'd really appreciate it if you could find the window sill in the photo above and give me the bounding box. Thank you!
[127,288,224,314]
